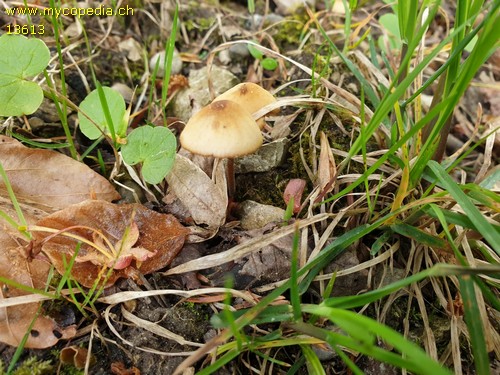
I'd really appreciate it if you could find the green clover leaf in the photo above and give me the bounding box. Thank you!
[0,34,50,116]
[78,87,129,140]
[121,125,177,184]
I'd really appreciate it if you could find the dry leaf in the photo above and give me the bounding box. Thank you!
[317,131,337,194]
[0,136,120,211]
[166,154,227,228]
[0,203,76,348]
[33,200,189,288]
[234,225,295,285]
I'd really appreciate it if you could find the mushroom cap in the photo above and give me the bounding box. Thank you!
[213,82,278,128]
[180,100,263,158]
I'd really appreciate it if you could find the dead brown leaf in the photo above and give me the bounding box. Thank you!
[0,136,120,211]
[0,206,76,348]
[234,224,295,285]
[33,200,189,288]
[166,154,227,228]
[317,131,337,194]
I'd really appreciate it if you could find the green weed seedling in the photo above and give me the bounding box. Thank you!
[247,44,279,71]
[78,87,176,184]
[0,34,50,117]
[78,86,129,142]
[378,12,402,52]
[121,125,177,185]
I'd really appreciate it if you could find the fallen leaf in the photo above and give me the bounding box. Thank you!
[234,224,295,286]
[0,136,121,211]
[166,154,227,228]
[33,200,189,288]
[0,203,76,349]
[283,179,306,214]
[317,131,337,194]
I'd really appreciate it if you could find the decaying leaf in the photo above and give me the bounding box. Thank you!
[0,206,76,348]
[0,136,121,211]
[166,154,227,228]
[33,200,189,288]
[234,224,295,286]
[317,131,337,194]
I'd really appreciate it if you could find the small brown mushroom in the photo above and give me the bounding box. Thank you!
[212,82,278,129]
[180,99,263,199]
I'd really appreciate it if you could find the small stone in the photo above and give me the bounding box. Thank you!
[236,200,285,230]
[228,43,250,59]
[273,0,315,15]
[218,49,232,65]
[149,49,183,77]
[236,138,289,173]
[111,82,134,102]
[172,66,239,122]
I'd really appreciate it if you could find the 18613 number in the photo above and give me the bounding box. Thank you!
[6,24,44,35]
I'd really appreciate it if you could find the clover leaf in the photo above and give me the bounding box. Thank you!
[0,34,50,117]
[121,125,177,184]
[78,87,129,140]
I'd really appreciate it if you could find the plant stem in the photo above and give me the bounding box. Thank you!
[226,158,235,200]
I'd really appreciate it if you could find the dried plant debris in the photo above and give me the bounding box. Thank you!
[33,200,189,288]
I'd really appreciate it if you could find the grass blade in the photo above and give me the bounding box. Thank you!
[427,160,500,255]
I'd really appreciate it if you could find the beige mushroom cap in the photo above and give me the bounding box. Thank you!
[180,100,263,158]
[213,82,278,129]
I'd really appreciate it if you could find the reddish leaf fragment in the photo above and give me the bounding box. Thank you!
[34,200,189,288]
[283,179,306,214]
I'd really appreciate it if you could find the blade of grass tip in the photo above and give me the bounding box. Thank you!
[0,276,55,300]
[223,277,245,351]
[427,160,500,255]
[195,349,240,375]
[413,2,500,178]
[6,305,45,374]
[334,346,364,375]
[56,243,81,295]
[321,264,464,309]
[300,344,326,375]
[322,64,456,204]
[290,222,302,322]
[0,163,30,239]
[8,131,70,149]
[161,5,179,127]
[287,355,306,375]
[302,307,453,375]
[95,81,117,146]
[459,275,490,375]
[290,319,450,375]
[46,0,77,159]
[430,203,500,312]
[314,13,380,107]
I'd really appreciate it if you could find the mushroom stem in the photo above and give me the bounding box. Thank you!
[226,158,235,199]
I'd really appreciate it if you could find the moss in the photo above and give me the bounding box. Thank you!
[272,13,309,51]
[235,170,288,207]
[0,357,53,375]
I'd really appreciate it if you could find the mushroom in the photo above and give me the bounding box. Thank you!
[179,99,263,199]
[212,82,278,129]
